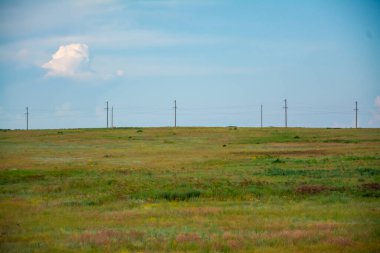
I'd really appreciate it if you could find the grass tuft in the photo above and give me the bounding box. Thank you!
[158,189,202,201]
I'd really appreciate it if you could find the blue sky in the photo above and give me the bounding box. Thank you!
[0,0,379,129]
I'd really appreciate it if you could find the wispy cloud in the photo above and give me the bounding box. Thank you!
[37,30,220,50]
[0,0,226,80]
[54,102,76,118]
[129,0,218,9]
[122,64,257,77]
[373,96,380,121]
[368,96,380,127]
[115,70,125,77]
[0,0,121,39]
[92,53,258,78]
[18,30,227,80]
[375,96,380,108]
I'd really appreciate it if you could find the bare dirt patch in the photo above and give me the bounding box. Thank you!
[295,184,330,194]
[362,183,380,191]
[176,233,201,243]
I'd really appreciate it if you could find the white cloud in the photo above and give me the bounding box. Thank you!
[116,70,125,77]
[42,43,91,78]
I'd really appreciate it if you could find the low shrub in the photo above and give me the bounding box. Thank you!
[158,189,202,201]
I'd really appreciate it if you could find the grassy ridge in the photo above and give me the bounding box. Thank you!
[0,127,379,252]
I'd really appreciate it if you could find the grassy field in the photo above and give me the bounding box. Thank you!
[0,127,379,252]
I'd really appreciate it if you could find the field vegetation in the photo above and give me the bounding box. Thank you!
[0,127,379,252]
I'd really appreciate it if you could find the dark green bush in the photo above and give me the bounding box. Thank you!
[158,189,202,201]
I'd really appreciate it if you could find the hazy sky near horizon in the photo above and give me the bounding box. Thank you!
[0,0,380,129]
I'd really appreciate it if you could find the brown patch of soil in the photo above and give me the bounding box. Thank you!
[362,183,380,190]
[176,233,201,243]
[295,184,329,194]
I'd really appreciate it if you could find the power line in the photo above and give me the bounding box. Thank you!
[0,100,377,129]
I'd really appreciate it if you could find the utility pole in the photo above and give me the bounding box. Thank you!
[260,104,263,128]
[111,106,114,128]
[25,107,29,130]
[284,99,288,128]
[174,100,177,127]
[354,101,358,128]
[105,101,109,128]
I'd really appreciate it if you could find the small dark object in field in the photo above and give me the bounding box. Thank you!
[57,131,63,134]
[107,179,116,185]
[128,136,132,139]
[272,158,284,163]
[104,154,111,158]
[136,129,143,133]
[294,135,300,139]
[223,144,227,147]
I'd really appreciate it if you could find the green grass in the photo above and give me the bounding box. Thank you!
[0,127,379,252]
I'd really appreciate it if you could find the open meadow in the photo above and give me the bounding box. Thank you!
[0,127,379,252]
